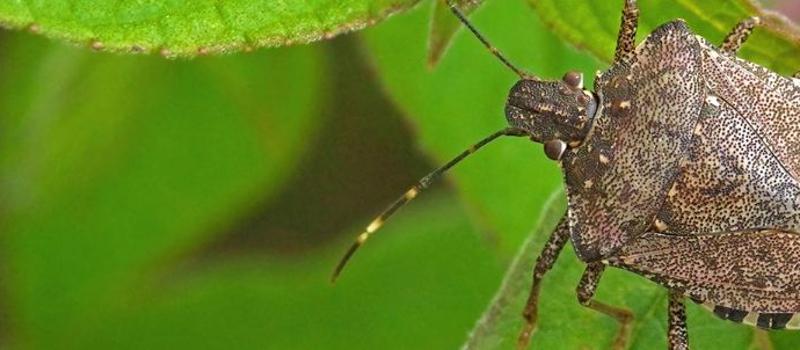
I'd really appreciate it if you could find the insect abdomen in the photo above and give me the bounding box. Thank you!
[692,298,800,330]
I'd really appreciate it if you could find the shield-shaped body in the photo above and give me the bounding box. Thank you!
[564,20,800,328]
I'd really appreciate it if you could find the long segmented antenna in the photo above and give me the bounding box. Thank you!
[445,0,532,79]
[331,127,528,282]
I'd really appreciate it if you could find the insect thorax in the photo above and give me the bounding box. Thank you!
[561,20,800,262]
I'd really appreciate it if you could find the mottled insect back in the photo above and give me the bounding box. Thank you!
[566,20,706,262]
[334,1,800,349]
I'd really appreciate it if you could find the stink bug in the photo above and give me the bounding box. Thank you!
[333,0,800,348]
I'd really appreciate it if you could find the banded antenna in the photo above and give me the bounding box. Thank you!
[332,0,535,282]
[331,128,527,282]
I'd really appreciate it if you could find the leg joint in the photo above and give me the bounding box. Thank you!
[576,290,593,306]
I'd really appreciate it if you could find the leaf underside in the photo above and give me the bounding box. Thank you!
[0,0,421,58]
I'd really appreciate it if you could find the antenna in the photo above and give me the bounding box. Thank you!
[331,127,527,282]
[445,0,533,79]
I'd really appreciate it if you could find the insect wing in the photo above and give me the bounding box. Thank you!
[564,21,704,261]
[699,38,800,181]
[608,229,800,329]
[657,72,800,235]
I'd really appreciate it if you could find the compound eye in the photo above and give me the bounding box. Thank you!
[562,71,583,89]
[543,139,567,161]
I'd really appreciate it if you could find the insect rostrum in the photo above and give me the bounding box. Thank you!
[334,0,800,349]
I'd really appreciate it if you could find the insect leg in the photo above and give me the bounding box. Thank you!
[576,262,634,350]
[614,0,640,62]
[667,291,689,350]
[516,216,570,349]
[720,16,761,55]
[793,71,800,79]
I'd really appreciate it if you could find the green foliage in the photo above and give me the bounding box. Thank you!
[0,33,325,348]
[0,0,420,57]
[529,0,800,74]
[0,0,799,349]
[43,195,505,350]
[1,0,797,69]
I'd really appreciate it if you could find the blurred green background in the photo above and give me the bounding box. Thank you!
[0,0,799,349]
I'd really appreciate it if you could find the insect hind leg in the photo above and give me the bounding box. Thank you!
[576,263,634,350]
[720,16,761,54]
[668,291,689,350]
[516,217,570,349]
[614,0,640,62]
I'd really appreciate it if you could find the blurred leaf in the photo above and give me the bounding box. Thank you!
[0,34,324,348]
[57,195,504,350]
[210,36,434,253]
[427,0,486,67]
[363,0,599,258]
[0,0,421,57]
[528,0,800,74]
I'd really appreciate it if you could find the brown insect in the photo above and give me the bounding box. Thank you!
[333,0,800,349]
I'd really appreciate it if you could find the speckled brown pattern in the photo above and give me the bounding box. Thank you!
[720,16,761,54]
[657,80,800,234]
[563,20,705,262]
[699,38,800,182]
[607,230,800,315]
[615,0,639,62]
[556,7,800,343]
[497,2,800,346]
[512,5,800,347]
[668,292,689,350]
[570,16,800,333]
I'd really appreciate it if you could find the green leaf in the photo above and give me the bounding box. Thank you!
[0,0,421,57]
[48,195,505,350]
[0,33,324,348]
[427,0,486,67]
[528,0,800,75]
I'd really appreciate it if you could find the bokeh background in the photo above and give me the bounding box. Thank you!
[0,0,799,349]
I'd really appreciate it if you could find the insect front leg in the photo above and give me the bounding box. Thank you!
[614,0,640,62]
[517,217,570,349]
[668,291,690,350]
[577,262,634,350]
[720,16,761,54]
